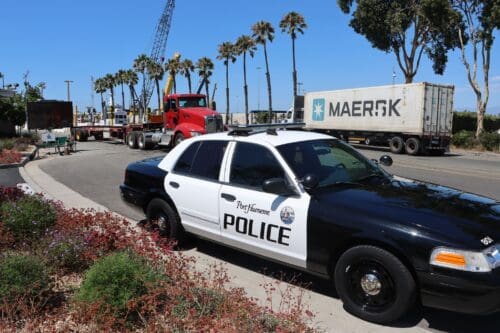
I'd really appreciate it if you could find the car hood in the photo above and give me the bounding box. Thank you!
[312,178,500,249]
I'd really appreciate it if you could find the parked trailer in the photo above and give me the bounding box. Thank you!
[289,83,454,155]
[72,125,126,141]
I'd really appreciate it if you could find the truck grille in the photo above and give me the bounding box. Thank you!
[205,115,224,133]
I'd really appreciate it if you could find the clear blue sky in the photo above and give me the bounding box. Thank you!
[1,0,499,114]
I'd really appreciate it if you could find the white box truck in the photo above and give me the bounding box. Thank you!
[289,82,454,155]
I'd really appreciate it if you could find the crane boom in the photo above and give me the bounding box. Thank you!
[141,0,175,110]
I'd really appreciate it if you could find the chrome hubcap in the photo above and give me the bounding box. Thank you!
[360,273,382,296]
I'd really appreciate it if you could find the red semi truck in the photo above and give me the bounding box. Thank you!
[125,93,223,149]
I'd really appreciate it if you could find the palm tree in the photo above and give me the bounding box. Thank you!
[235,35,257,125]
[147,61,165,113]
[217,41,237,124]
[103,73,116,125]
[195,57,214,107]
[94,78,106,120]
[280,12,307,99]
[115,70,128,113]
[125,70,139,123]
[165,57,181,93]
[133,54,152,123]
[179,59,195,93]
[36,82,46,98]
[252,20,275,122]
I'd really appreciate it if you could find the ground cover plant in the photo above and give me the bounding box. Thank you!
[0,135,37,164]
[0,187,315,332]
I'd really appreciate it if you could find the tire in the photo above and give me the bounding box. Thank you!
[174,133,184,147]
[146,198,185,244]
[364,137,371,145]
[127,132,138,149]
[405,138,421,156]
[334,245,416,324]
[75,130,87,142]
[389,136,405,154]
[137,133,146,150]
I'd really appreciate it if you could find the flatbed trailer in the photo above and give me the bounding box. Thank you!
[72,125,126,141]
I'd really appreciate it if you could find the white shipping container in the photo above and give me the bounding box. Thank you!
[303,82,454,136]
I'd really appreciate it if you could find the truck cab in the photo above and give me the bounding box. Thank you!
[125,93,224,150]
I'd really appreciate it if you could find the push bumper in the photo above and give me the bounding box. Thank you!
[419,268,500,315]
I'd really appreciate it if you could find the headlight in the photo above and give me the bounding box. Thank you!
[190,131,202,137]
[430,245,500,272]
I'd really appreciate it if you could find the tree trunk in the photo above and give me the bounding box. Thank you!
[121,83,125,113]
[225,60,230,124]
[263,42,273,122]
[100,93,105,121]
[173,75,177,94]
[243,52,249,125]
[292,37,297,99]
[205,81,210,109]
[110,88,115,126]
[187,74,192,93]
[140,74,146,124]
[155,79,161,114]
[129,86,136,124]
[476,99,485,137]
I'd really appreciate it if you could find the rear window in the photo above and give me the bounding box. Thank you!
[173,140,227,181]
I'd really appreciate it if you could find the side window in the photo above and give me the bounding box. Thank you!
[230,142,285,190]
[190,141,228,180]
[173,141,200,174]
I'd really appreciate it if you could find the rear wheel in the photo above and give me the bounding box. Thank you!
[146,198,184,244]
[405,138,420,156]
[127,132,138,149]
[75,130,88,142]
[137,132,146,150]
[334,245,416,324]
[389,136,405,154]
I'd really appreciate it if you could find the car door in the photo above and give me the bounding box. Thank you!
[219,141,309,269]
[164,140,228,240]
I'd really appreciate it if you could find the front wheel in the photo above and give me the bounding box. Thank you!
[334,245,416,324]
[146,198,184,244]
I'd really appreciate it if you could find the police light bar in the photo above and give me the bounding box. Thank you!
[227,122,305,136]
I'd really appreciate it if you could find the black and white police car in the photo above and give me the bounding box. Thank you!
[120,125,500,324]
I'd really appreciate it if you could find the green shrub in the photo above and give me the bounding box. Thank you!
[0,138,15,151]
[43,231,86,272]
[453,111,500,133]
[76,251,164,313]
[479,131,500,151]
[0,195,57,241]
[0,253,51,302]
[452,130,476,148]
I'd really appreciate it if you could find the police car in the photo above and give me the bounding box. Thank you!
[120,125,500,324]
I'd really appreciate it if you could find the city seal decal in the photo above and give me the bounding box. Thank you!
[280,206,295,225]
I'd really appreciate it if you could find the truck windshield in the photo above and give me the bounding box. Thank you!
[277,139,386,187]
[178,97,206,108]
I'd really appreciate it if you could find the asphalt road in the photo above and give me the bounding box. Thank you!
[39,141,500,333]
[0,167,24,187]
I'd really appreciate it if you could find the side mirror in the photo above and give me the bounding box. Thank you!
[379,155,393,167]
[262,178,296,196]
[301,174,319,191]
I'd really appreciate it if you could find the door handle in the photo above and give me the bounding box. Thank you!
[169,181,180,189]
[221,193,236,202]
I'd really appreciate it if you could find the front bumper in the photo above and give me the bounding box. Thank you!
[419,267,500,315]
[119,184,147,209]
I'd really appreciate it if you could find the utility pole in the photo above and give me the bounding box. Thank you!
[0,72,4,89]
[64,80,73,101]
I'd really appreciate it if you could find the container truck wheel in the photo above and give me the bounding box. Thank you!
[75,130,88,142]
[389,137,405,154]
[405,138,420,156]
[127,132,138,149]
[174,133,184,146]
[137,133,146,150]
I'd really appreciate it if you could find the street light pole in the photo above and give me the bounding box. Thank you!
[64,80,74,101]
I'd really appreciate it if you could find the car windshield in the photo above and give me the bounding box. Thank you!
[178,97,206,108]
[277,139,385,188]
